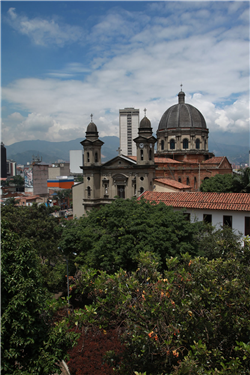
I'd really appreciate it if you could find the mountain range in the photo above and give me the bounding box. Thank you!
[5,136,248,167]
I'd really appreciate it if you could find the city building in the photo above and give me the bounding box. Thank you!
[140,191,250,238]
[73,114,156,216]
[119,108,140,156]
[1,143,7,178]
[48,162,70,179]
[6,159,16,177]
[70,150,83,174]
[47,176,74,190]
[73,89,232,217]
[33,162,49,196]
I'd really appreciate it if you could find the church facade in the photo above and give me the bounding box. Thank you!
[73,90,232,217]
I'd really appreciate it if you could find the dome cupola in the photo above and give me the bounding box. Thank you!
[158,90,207,130]
[85,114,99,141]
[156,88,210,158]
[138,109,153,136]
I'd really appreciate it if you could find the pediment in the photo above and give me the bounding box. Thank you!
[219,157,232,170]
[102,155,136,167]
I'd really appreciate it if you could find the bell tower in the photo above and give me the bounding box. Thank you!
[80,115,104,204]
[134,109,157,165]
[81,114,104,167]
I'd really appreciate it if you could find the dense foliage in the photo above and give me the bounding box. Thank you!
[66,245,250,374]
[200,174,234,192]
[1,221,79,374]
[1,203,70,291]
[2,197,250,374]
[200,169,250,193]
[59,198,204,273]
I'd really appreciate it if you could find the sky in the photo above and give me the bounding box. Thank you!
[1,1,249,148]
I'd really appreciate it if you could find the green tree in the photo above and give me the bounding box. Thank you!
[1,204,66,291]
[233,167,250,193]
[200,173,234,192]
[68,245,250,374]
[3,197,18,206]
[60,198,203,273]
[1,221,78,374]
[7,175,24,187]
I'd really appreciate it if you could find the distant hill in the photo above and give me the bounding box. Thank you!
[6,137,248,166]
[208,140,248,166]
[6,137,120,165]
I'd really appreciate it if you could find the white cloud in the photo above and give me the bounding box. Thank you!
[8,112,24,121]
[2,2,249,146]
[6,8,84,47]
[18,113,54,132]
[47,63,91,78]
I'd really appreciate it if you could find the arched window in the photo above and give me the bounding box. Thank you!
[140,187,144,194]
[95,152,98,163]
[87,152,90,163]
[170,139,175,150]
[87,186,91,197]
[140,150,144,161]
[149,149,152,161]
[178,177,182,183]
[161,140,164,151]
[186,177,190,185]
[196,139,200,150]
[183,138,189,149]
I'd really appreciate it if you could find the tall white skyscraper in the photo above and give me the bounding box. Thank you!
[119,108,140,156]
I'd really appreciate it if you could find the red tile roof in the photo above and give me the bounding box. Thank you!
[15,195,42,201]
[125,155,137,161]
[154,178,190,190]
[203,157,224,164]
[139,191,250,212]
[155,157,181,164]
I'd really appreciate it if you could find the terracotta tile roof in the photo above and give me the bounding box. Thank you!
[139,191,250,212]
[155,157,181,164]
[154,178,191,190]
[15,195,42,201]
[126,155,137,161]
[203,157,224,164]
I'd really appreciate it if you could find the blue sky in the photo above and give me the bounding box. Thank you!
[1,1,249,148]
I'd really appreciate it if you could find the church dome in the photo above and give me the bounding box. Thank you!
[139,116,151,129]
[158,91,207,130]
[86,121,98,133]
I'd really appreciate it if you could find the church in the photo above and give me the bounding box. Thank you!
[73,89,232,217]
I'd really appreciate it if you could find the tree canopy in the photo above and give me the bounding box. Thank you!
[66,245,250,374]
[1,220,78,374]
[1,204,67,291]
[200,169,250,193]
[59,198,206,273]
[200,173,234,192]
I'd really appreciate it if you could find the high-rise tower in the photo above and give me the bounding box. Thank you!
[0,142,7,178]
[119,108,139,156]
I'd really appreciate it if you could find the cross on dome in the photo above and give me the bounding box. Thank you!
[144,108,147,117]
[90,114,93,122]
